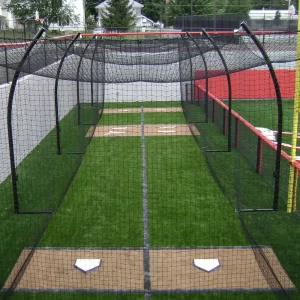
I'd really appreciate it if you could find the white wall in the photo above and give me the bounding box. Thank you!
[104,82,180,102]
[0,75,78,184]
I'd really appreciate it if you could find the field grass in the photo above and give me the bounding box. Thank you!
[0,99,299,299]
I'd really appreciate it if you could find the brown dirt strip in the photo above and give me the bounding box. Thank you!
[102,107,183,114]
[4,248,294,292]
[86,124,200,138]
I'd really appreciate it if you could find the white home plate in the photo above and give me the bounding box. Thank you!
[75,259,101,273]
[193,259,220,272]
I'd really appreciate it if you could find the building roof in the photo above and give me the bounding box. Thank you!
[136,15,156,24]
[96,0,143,9]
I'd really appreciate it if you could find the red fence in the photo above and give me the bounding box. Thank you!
[196,69,295,99]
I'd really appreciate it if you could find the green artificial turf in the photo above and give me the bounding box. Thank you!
[147,136,248,247]
[99,113,141,125]
[1,100,299,299]
[39,137,144,247]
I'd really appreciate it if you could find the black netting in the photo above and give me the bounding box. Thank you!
[0,29,299,299]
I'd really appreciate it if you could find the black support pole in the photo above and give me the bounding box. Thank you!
[76,35,96,125]
[90,38,101,107]
[241,22,283,211]
[54,33,81,155]
[202,29,232,152]
[7,28,46,214]
[180,34,194,106]
[186,32,209,123]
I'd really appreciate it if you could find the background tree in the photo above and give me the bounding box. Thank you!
[101,0,135,31]
[139,0,165,22]
[166,0,219,26]
[85,0,101,20]
[251,0,292,9]
[5,0,79,29]
[224,0,252,14]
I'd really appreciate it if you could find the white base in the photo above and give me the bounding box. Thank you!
[75,259,101,273]
[193,259,220,272]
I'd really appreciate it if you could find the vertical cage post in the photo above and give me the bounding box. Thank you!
[180,34,195,107]
[90,37,101,106]
[76,35,96,125]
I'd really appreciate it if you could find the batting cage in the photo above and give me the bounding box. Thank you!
[0,26,299,299]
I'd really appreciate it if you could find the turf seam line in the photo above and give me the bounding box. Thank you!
[29,245,270,250]
[141,106,151,299]
[6,287,296,293]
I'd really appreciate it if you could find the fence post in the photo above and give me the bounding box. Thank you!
[256,137,263,174]
[7,28,46,214]
[223,107,227,135]
[235,118,240,148]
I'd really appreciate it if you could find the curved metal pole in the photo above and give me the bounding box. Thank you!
[54,33,80,155]
[186,32,209,122]
[202,29,232,152]
[76,35,96,125]
[241,22,283,211]
[7,28,45,214]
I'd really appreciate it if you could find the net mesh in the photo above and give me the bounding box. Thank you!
[0,30,299,299]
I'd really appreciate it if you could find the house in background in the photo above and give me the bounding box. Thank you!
[0,0,17,29]
[95,0,157,29]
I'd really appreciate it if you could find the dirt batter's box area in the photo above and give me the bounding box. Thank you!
[4,247,294,292]
[87,124,200,138]
[87,107,200,137]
